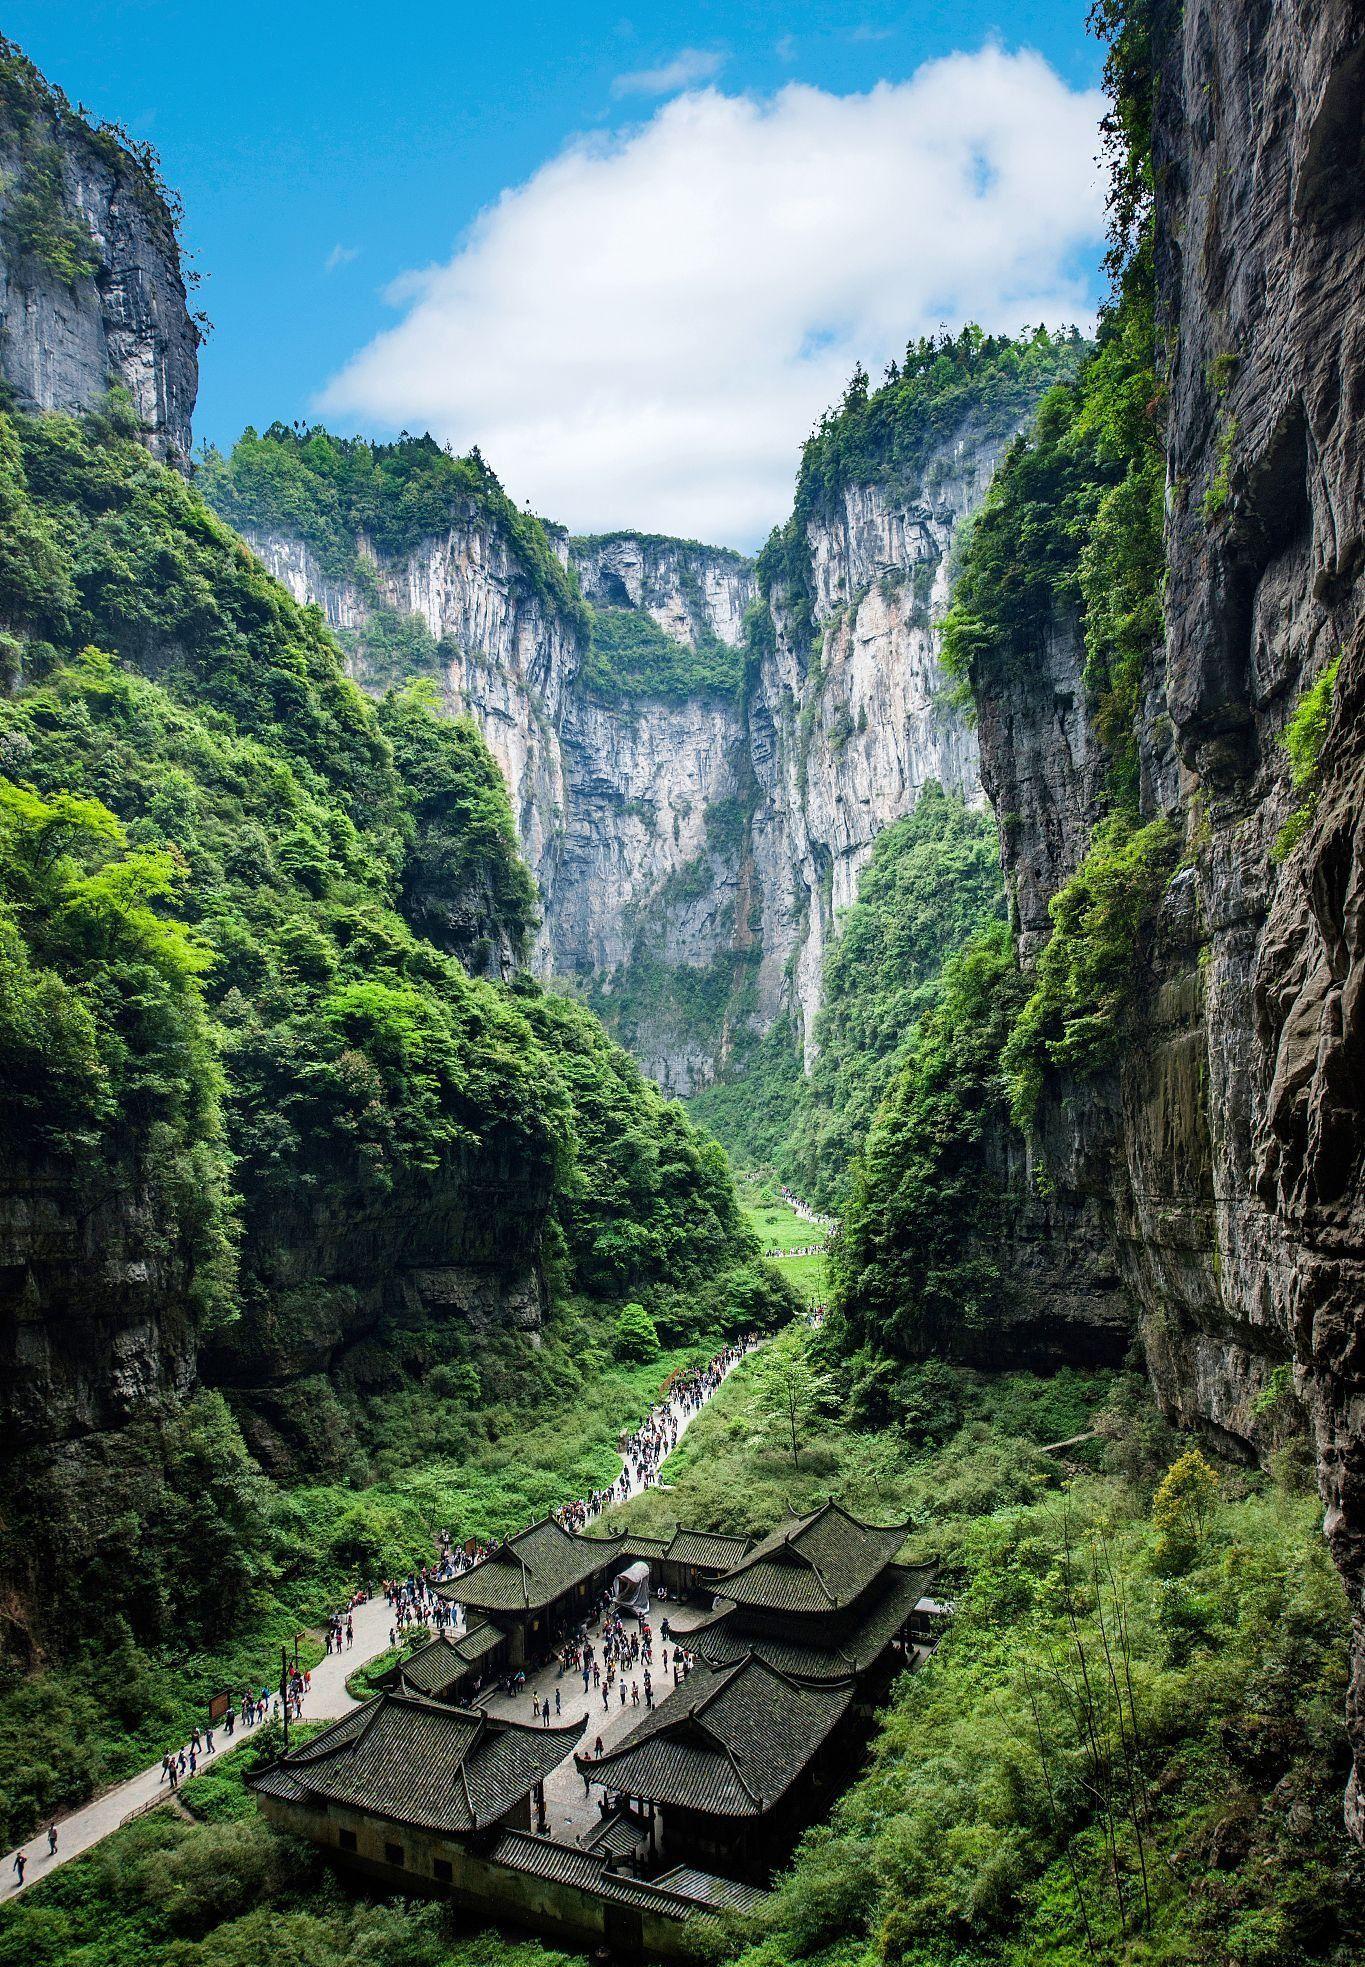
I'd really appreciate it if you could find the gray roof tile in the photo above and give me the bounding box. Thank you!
[248,1691,582,1833]
[439,1519,625,1615]
[664,1527,755,1570]
[578,1656,852,1817]
[693,1562,935,1680]
[711,1500,909,1613]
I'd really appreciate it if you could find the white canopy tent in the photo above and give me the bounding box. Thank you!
[610,1559,650,1616]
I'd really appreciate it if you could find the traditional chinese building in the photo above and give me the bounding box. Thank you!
[377,1620,507,1704]
[576,1653,856,1877]
[435,1517,627,1665]
[618,1524,755,1599]
[577,1501,935,1877]
[248,1689,766,1956]
[686,1499,935,1697]
[249,1688,582,1851]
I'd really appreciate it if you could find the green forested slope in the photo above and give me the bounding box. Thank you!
[828,0,1166,1368]
[607,1328,1364,1967]
[690,786,1002,1210]
[0,395,789,1843]
[749,325,1089,660]
[783,786,1002,1208]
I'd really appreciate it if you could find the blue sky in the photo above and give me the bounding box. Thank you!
[15,2,1105,544]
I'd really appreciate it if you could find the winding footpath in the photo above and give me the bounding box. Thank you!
[4,1342,753,1898]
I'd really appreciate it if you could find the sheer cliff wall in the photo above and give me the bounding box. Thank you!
[966,0,1365,1836]
[240,417,1016,1090]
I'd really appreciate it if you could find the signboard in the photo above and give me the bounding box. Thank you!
[208,1692,230,1724]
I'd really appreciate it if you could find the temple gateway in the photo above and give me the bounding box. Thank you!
[249,1501,935,1953]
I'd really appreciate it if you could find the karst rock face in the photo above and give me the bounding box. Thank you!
[245,433,1010,1089]
[5,2,1364,1835]
[0,52,197,465]
[747,467,991,1068]
[971,0,1365,1834]
[1157,0,1365,1836]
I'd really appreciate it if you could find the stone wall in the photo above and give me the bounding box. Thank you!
[0,46,198,463]
[964,0,1365,1836]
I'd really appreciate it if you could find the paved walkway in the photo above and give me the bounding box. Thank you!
[481,1600,714,1842]
[4,1344,750,1898]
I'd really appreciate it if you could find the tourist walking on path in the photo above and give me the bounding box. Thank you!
[2,1322,763,1899]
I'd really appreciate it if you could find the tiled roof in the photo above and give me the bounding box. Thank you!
[583,1808,651,1862]
[619,1533,670,1562]
[710,1500,909,1614]
[492,1830,608,1890]
[457,1619,505,1662]
[248,1691,583,1833]
[393,1636,466,1698]
[656,1865,770,1913]
[491,1831,770,1920]
[664,1527,755,1570]
[692,1563,934,1680]
[387,1622,506,1700]
[438,1518,626,1615]
[577,1656,852,1817]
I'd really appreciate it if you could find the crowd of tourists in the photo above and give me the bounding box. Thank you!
[778,1184,837,1233]
[156,1659,312,1793]
[554,1607,697,1730]
[369,1336,755,1671]
[8,1327,757,1891]
[760,1185,835,1258]
[556,1335,756,1523]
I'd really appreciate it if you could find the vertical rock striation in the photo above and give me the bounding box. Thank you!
[1155,0,1365,1836]
[235,419,1022,1087]
[0,41,198,464]
[747,456,998,1064]
[963,0,1365,1836]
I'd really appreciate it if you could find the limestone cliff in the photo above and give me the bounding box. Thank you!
[0,39,198,464]
[229,408,1035,1089]
[747,457,998,1065]
[962,0,1365,1836]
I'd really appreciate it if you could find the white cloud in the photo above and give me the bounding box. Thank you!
[319,48,1106,547]
[611,47,726,98]
[324,243,359,273]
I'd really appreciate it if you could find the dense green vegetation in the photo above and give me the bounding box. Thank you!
[795,325,1089,522]
[830,920,1023,1358]
[823,0,1172,1374]
[0,38,114,287]
[581,604,742,700]
[8,1329,1358,1967]
[686,1018,806,1175]
[689,787,1002,1215]
[0,1729,586,1967]
[1273,655,1341,861]
[783,785,1002,1209]
[606,1327,1365,1967]
[1002,813,1181,1125]
[751,327,1088,659]
[378,679,538,960]
[198,423,588,632]
[940,30,1162,821]
[740,1179,829,1305]
[0,395,790,1846]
